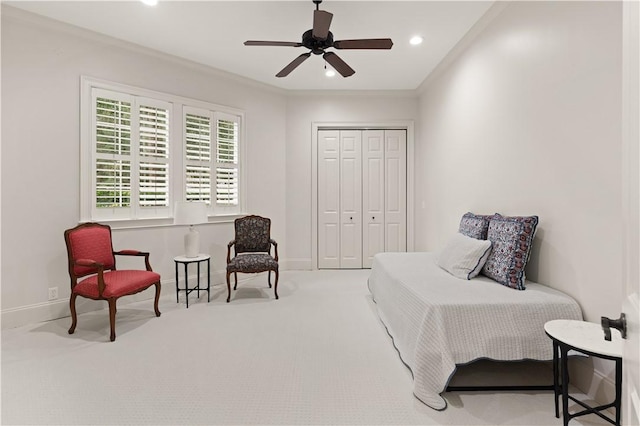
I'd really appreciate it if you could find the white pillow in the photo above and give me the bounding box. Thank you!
[436,233,492,280]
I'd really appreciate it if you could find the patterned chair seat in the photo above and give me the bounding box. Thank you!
[227,253,278,274]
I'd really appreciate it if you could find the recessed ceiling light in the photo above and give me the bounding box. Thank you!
[141,0,158,6]
[325,69,336,77]
[410,36,423,46]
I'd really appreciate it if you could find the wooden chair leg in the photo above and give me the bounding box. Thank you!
[226,271,232,303]
[233,272,238,290]
[108,298,117,342]
[274,269,279,300]
[153,282,161,317]
[68,293,78,335]
[268,271,272,288]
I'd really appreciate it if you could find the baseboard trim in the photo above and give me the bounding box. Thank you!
[1,265,297,329]
[282,259,312,270]
[3,270,223,329]
[1,279,174,330]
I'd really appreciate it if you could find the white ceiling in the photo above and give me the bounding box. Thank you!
[6,1,494,91]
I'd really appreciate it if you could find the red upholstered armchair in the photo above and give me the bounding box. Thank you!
[226,215,279,302]
[64,222,161,342]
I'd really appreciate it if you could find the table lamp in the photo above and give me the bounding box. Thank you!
[174,201,208,257]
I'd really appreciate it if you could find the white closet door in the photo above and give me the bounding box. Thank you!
[362,130,385,268]
[317,130,341,268]
[384,130,407,252]
[317,128,406,269]
[339,131,362,268]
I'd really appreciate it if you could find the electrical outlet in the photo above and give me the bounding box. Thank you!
[48,287,58,301]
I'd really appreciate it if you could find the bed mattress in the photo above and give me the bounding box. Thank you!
[368,251,583,410]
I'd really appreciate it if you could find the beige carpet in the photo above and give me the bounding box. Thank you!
[1,269,609,425]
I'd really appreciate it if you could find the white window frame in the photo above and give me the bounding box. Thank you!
[81,76,246,226]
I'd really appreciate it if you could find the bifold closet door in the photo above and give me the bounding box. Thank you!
[362,129,407,267]
[317,130,362,268]
[318,130,340,268]
[362,130,385,268]
[318,129,405,269]
[339,131,363,268]
[384,130,407,253]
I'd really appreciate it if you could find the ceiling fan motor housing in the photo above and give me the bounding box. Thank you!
[302,29,333,54]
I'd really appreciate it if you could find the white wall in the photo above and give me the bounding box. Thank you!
[284,93,419,268]
[416,0,623,399]
[1,7,288,326]
[417,0,622,321]
[1,0,628,372]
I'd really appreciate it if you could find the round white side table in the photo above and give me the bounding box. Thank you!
[544,319,622,426]
[174,254,211,308]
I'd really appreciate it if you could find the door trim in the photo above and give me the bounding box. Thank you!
[311,121,415,270]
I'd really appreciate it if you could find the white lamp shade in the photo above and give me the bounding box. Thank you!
[174,201,208,225]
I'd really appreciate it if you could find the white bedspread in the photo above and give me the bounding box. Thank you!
[368,252,583,410]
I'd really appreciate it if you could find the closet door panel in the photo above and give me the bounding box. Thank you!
[384,130,407,252]
[362,130,385,268]
[318,130,341,268]
[339,131,362,268]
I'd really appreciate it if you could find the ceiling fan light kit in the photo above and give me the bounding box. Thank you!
[244,0,393,78]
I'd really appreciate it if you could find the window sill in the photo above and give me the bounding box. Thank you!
[82,213,247,230]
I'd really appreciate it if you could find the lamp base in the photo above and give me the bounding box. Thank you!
[184,226,200,258]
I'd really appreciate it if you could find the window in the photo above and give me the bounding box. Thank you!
[82,78,244,223]
[183,109,241,214]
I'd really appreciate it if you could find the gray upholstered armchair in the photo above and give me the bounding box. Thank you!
[226,215,279,302]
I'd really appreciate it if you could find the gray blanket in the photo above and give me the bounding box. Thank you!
[368,252,583,410]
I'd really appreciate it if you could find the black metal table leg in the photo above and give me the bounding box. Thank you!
[175,261,179,303]
[561,344,570,426]
[184,262,189,308]
[197,261,201,298]
[615,358,622,426]
[207,258,211,302]
[553,340,560,418]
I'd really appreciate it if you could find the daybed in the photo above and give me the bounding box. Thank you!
[368,213,583,410]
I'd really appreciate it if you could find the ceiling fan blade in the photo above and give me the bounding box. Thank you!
[312,10,333,40]
[276,52,312,77]
[244,40,303,47]
[333,39,394,50]
[323,52,355,77]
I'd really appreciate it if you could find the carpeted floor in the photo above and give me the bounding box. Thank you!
[1,269,610,425]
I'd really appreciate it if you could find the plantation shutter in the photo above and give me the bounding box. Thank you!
[138,101,170,209]
[184,109,212,204]
[90,89,172,220]
[215,113,240,213]
[92,89,134,219]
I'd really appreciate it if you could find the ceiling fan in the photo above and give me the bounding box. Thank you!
[244,0,393,78]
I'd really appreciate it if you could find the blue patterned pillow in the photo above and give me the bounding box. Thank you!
[481,215,539,290]
[458,212,492,240]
